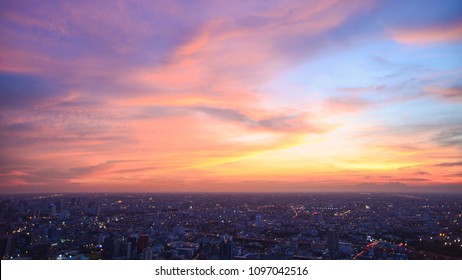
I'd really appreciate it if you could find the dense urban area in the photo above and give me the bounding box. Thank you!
[1,193,461,260]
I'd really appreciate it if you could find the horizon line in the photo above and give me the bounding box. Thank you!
[1,190,462,196]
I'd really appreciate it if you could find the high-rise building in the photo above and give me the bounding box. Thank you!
[0,235,15,259]
[219,235,233,260]
[128,236,138,259]
[50,203,57,216]
[59,198,65,211]
[327,228,340,259]
[137,234,149,253]
[121,241,132,260]
[32,208,40,219]
[102,235,115,259]
[113,236,123,259]
[255,214,262,226]
[142,246,153,260]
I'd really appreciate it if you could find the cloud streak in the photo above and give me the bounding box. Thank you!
[390,21,462,44]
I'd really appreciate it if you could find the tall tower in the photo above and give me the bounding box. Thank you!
[327,228,339,259]
[0,235,15,258]
[255,214,262,227]
[219,235,233,260]
[137,234,149,253]
[121,241,132,260]
[142,246,153,260]
[102,235,115,259]
[50,204,57,216]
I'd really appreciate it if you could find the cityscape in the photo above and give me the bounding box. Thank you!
[1,192,461,260]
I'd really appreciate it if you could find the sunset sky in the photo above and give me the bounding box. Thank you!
[0,0,461,193]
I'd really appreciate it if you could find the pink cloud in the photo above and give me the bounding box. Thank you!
[425,86,462,101]
[324,96,371,113]
[390,21,462,44]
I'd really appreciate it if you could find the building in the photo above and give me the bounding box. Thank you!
[142,246,153,260]
[121,241,132,260]
[327,228,340,259]
[50,204,57,216]
[102,235,115,259]
[312,212,323,224]
[137,234,149,253]
[255,214,262,226]
[127,236,138,259]
[0,235,15,259]
[219,235,233,260]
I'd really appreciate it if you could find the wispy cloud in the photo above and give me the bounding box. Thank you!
[433,128,462,149]
[435,161,462,167]
[390,20,462,44]
[193,106,324,133]
[425,86,462,101]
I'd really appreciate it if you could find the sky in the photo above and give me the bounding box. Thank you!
[0,0,461,193]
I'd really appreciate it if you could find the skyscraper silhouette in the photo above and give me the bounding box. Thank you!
[219,235,233,260]
[327,228,340,259]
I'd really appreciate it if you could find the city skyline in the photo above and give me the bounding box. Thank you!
[1,0,462,193]
[2,192,461,260]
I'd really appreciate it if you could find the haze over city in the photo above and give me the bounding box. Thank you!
[1,0,461,193]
